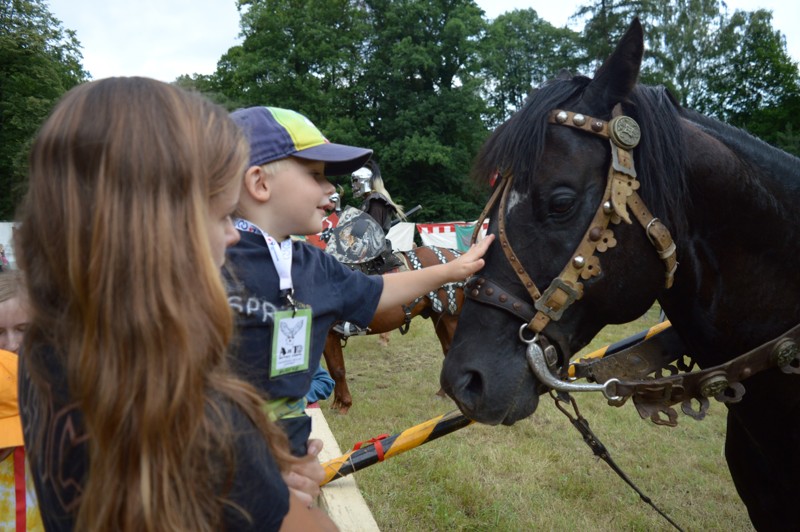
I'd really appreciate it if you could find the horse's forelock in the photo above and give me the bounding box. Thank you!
[473,77,589,189]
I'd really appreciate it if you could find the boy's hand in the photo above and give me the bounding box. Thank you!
[377,233,495,312]
[447,233,495,281]
[283,438,325,507]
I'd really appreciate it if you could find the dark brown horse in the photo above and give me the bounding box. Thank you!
[324,245,464,413]
[441,19,800,530]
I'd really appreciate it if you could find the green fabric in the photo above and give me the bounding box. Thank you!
[262,397,308,422]
[454,223,475,251]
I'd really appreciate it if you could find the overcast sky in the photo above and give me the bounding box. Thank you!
[47,0,799,83]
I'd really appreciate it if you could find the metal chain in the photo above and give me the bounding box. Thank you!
[550,391,684,532]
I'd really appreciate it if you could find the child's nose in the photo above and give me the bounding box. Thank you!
[8,331,23,353]
[321,179,335,195]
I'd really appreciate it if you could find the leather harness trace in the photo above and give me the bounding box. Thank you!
[466,104,800,427]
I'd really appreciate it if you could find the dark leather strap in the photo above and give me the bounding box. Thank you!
[465,277,536,323]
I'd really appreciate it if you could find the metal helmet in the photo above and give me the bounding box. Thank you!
[351,166,373,199]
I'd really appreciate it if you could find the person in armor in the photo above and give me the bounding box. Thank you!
[333,160,405,337]
[350,159,405,273]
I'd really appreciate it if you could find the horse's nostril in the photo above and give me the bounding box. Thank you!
[463,370,483,396]
[454,370,484,411]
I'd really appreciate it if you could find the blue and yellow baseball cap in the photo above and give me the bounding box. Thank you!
[230,106,373,176]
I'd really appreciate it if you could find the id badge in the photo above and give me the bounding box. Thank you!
[270,307,312,378]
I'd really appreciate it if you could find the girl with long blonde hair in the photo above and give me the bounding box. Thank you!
[16,77,336,531]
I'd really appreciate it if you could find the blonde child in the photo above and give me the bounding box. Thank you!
[225,106,493,462]
[1,269,43,530]
[0,270,27,354]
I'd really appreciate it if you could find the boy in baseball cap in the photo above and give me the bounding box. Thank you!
[224,106,493,462]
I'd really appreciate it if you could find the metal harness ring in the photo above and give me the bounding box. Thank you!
[524,339,622,401]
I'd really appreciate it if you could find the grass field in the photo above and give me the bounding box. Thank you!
[323,306,755,531]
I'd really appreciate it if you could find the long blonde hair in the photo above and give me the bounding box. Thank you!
[16,77,291,531]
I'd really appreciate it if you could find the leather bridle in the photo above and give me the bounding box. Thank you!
[468,104,677,336]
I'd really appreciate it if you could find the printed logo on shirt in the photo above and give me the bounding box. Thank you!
[228,295,278,323]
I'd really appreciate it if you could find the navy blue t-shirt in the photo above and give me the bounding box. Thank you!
[225,231,383,400]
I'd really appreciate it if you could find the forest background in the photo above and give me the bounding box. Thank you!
[2,0,799,222]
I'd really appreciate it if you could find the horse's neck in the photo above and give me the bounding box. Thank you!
[659,124,800,364]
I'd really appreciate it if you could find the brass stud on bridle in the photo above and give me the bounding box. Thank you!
[609,115,641,149]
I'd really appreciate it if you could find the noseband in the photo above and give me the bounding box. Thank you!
[468,104,677,336]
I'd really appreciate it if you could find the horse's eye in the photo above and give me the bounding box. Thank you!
[548,191,576,215]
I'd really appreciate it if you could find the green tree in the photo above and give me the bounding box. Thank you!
[0,0,87,219]
[207,0,491,221]
[693,9,800,152]
[207,0,377,180]
[362,0,489,221]
[480,9,583,127]
[574,1,800,154]
[574,0,725,97]
[775,123,800,156]
[575,0,655,68]
[639,0,725,101]
[213,0,368,118]
[174,73,245,111]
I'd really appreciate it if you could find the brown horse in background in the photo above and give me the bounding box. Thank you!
[324,245,464,413]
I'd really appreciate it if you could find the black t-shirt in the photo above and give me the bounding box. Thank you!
[18,345,289,530]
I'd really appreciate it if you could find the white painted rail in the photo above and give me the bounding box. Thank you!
[308,407,380,531]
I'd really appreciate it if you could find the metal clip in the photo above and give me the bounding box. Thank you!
[281,288,297,317]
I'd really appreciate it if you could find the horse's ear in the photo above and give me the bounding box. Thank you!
[556,69,572,80]
[583,18,643,110]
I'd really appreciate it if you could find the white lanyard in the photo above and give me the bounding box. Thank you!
[235,218,294,293]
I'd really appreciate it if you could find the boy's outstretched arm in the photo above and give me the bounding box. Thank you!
[376,234,495,312]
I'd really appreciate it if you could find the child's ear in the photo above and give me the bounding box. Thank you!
[243,165,271,203]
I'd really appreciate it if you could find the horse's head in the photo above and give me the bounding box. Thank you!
[442,19,687,425]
